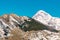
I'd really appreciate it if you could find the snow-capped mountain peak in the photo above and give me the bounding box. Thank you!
[32,10,52,25]
[33,10,52,18]
[32,10,60,31]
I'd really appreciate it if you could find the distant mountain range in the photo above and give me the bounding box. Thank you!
[0,14,48,38]
[0,10,60,40]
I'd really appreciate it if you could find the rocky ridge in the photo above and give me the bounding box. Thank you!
[0,12,60,40]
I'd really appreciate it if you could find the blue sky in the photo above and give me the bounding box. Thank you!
[0,0,60,17]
